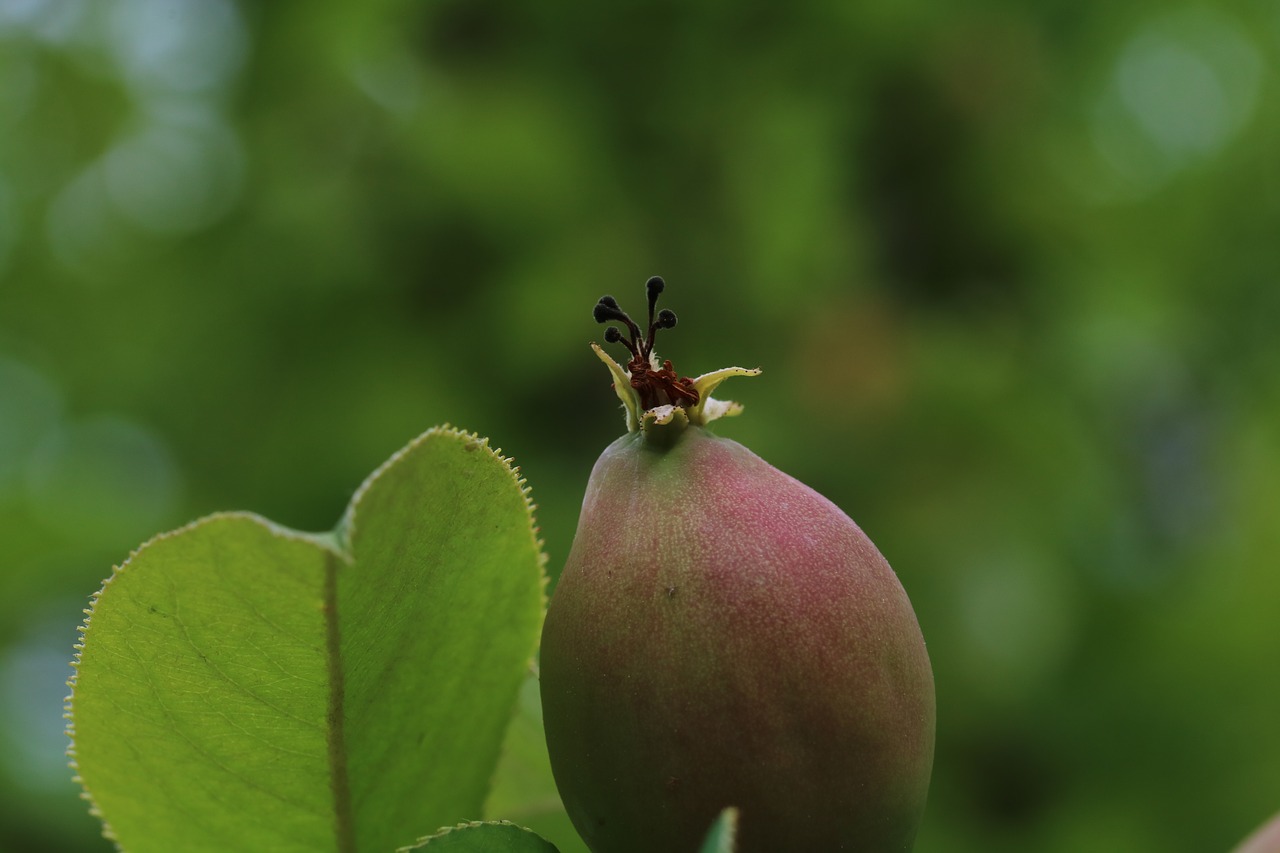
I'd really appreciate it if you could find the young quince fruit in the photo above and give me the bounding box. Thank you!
[540,278,935,852]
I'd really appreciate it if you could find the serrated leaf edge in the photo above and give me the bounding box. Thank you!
[340,426,552,813]
[397,819,555,851]
[64,511,344,851]
[337,425,548,599]
[66,425,550,852]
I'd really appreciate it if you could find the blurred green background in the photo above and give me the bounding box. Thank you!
[2,0,1278,850]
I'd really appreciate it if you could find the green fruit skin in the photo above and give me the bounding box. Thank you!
[540,427,936,852]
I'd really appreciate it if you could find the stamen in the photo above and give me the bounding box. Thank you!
[643,276,668,360]
[594,296,643,353]
[591,277,701,411]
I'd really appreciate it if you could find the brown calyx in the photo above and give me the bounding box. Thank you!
[627,356,699,411]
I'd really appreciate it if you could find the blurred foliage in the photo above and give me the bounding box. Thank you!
[1,0,1277,851]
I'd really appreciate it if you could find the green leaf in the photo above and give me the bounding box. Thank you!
[67,427,547,853]
[699,807,739,853]
[400,820,560,852]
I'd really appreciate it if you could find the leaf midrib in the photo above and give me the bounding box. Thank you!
[325,550,357,853]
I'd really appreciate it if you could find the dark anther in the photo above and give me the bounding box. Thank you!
[593,297,644,356]
[593,277,700,411]
[593,302,622,324]
[644,277,668,356]
[646,276,665,301]
[595,279,682,361]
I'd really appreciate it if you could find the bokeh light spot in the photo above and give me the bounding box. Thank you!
[101,106,244,234]
[957,552,1077,698]
[0,0,88,44]
[106,0,246,95]
[24,415,181,545]
[0,608,82,793]
[350,50,425,116]
[1092,7,1262,195]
